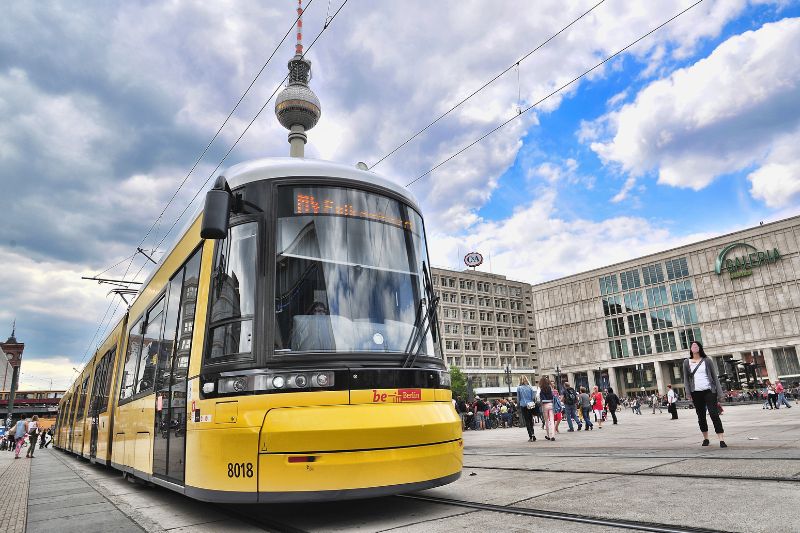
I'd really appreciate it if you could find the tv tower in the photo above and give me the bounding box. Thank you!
[275,0,321,157]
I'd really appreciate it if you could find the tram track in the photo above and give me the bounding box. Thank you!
[397,493,733,533]
[465,451,800,461]
[461,464,800,483]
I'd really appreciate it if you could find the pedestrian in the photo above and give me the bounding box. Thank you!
[578,386,594,430]
[667,384,679,420]
[516,376,537,442]
[651,392,663,414]
[633,396,642,415]
[591,386,604,428]
[683,341,727,448]
[474,396,486,430]
[455,396,468,430]
[766,382,778,409]
[562,381,582,431]
[553,390,564,433]
[39,429,46,449]
[13,418,28,459]
[539,376,556,441]
[45,427,53,448]
[604,387,620,425]
[26,415,39,458]
[775,380,792,409]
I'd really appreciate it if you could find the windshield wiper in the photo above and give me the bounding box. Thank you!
[402,262,440,368]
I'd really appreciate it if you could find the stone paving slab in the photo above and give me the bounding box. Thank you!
[24,450,147,533]
[0,453,30,533]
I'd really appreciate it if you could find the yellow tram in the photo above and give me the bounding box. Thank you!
[55,158,463,502]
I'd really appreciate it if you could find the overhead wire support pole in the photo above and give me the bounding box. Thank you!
[368,0,607,170]
[406,0,704,187]
[137,247,157,264]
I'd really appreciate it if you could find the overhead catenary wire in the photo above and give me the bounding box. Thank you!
[368,0,607,170]
[405,0,704,187]
[90,0,315,278]
[76,0,350,372]
[144,0,351,259]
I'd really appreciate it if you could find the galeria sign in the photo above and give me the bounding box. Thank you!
[714,242,780,279]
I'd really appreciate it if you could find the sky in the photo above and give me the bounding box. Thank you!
[1,0,799,389]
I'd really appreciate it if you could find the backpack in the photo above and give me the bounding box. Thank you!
[564,387,578,405]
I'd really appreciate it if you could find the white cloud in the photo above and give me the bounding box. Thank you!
[429,184,713,284]
[588,17,800,203]
[19,357,81,390]
[0,0,787,366]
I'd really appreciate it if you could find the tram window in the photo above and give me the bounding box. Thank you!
[207,223,257,361]
[120,318,143,401]
[136,297,165,394]
[273,185,436,355]
[75,376,89,421]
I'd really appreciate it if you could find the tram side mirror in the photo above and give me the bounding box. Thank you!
[201,176,232,239]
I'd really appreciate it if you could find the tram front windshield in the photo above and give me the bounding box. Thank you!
[274,184,437,356]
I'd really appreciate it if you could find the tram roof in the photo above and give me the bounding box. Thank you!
[132,157,421,302]
[225,157,421,211]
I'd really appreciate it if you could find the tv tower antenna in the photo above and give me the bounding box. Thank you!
[275,0,322,157]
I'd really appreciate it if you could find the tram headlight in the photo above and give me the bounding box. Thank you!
[294,374,308,388]
[272,376,286,389]
[315,373,330,387]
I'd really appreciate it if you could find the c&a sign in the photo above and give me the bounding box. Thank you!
[714,242,780,279]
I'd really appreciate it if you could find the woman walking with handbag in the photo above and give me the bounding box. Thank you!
[539,376,556,441]
[516,376,536,442]
[683,341,727,448]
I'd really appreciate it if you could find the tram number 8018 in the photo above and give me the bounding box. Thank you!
[227,462,254,478]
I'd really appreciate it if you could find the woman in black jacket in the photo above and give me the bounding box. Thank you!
[682,341,726,448]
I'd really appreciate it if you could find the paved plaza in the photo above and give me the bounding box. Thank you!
[1,403,798,533]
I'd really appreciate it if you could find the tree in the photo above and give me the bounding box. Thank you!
[450,366,467,400]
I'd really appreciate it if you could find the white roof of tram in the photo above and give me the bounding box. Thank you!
[226,157,421,212]
[134,157,420,297]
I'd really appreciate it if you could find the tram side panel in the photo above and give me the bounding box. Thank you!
[112,219,207,480]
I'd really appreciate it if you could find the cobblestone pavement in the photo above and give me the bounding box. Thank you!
[0,450,31,533]
[20,403,800,532]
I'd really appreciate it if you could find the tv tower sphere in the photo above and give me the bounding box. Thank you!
[274,57,321,132]
[275,0,320,157]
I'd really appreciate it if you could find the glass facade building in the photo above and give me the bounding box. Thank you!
[532,216,800,397]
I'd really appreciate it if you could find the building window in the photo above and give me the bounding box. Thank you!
[609,339,629,359]
[650,308,673,330]
[631,335,653,356]
[670,280,694,302]
[654,332,677,353]
[606,317,626,337]
[599,274,619,296]
[485,375,500,387]
[646,285,669,307]
[773,347,800,377]
[623,291,645,312]
[666,257,689,280]
[642,263,664,285]
[627,313,648,334]
[603,295,623,316]
[678,328,702,350]
[620,270,641,291]
[484,357,497,367]
[675,303,698,325]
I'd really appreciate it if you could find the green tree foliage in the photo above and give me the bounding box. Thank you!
[450,366,467,399]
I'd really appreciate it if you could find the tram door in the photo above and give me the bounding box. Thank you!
[153,250,201,483]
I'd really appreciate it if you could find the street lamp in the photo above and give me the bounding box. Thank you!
[635,363,645,397]
[555,365,561,394]
[504,364,512,396]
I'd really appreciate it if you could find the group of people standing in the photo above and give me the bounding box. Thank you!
[516,375,621,441]
[509,341,728,448]
[1,415,51,458]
